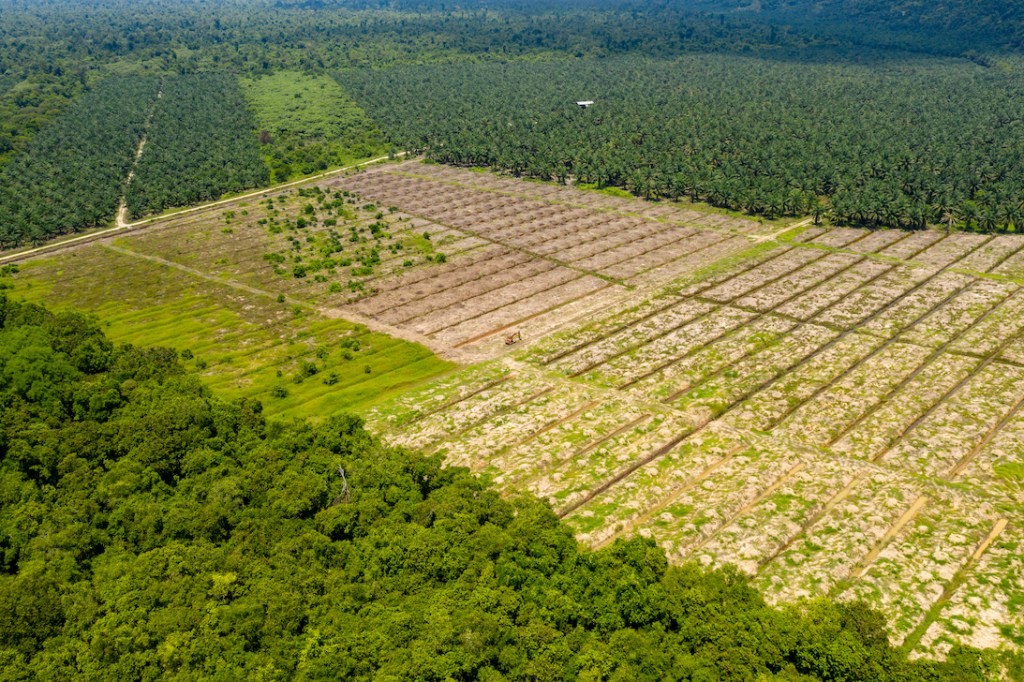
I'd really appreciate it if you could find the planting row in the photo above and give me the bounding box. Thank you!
[333,168,758,284]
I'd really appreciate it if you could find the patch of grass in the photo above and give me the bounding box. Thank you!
[240,71,385,182]
[994,462,1024,485]
[8,245,452,420]
[576,182,634,199]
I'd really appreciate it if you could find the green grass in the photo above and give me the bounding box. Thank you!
[239,71,386,182]
[7,247,453,420]
[994,462,1024,485]
[575,182,634,199]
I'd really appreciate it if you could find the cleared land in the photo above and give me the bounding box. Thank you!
[347,163,1024,658]
[6,160,1024,657]
[7,181,455,418]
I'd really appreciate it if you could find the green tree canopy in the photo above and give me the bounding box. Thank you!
[0,294,1009,680]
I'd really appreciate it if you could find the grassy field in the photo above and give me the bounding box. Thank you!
[240,71,385,182]
[5,185,455,419]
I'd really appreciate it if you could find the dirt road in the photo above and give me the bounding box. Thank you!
[0,152,407,266]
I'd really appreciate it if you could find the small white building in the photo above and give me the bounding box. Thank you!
[575,100,595,109]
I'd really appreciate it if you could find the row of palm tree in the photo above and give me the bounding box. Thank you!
[0,76,159,247]
[340,55,1024,232]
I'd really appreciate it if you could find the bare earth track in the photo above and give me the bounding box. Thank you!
[6,159,1024,659]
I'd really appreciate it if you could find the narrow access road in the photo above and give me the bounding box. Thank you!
[754,216,815,243]
[116,85,163,229]
[0,152,408,266]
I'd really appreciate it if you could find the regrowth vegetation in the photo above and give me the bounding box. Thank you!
[0,294,1006,680]
[241,71,385,182]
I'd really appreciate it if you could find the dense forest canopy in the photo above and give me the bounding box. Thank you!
[0,292,1011,680]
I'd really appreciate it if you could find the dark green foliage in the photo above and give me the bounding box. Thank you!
[0,76,158,246]
[0,293,1005,680]
[0,0,863,185]
[683,0,1024,54]
[0,75,15,99]
[340,56,1024,232]
[126,74,269,218]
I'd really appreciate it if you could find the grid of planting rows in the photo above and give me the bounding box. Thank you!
[328,162,760,351]
[362,168,1024,658]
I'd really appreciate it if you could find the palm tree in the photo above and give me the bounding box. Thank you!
[812,201,827,226]
[940,206,959,234]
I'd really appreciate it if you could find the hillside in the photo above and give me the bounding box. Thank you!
[0,292,1006,679]
[4,0,1024,677]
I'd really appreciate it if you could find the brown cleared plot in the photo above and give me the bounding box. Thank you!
[829,351,978,457]
[812,265,937,329]
[590,305,758,389]
[806,227,870,248]
[350,246,520,316]
[691,456,859,575]
[774,258,893,320]
[840,501,994,645]
[441,276,612,347]
[911,522,1024,657]
[724,331,886,432]
[633,314,798,402]
[563,424,751,545]
[633,452,808,563]
[491,402,653,488]
[858,272,975,339]
[790,226,828,243]
[551,298,718,377]
[733,251,862,312]
[532,411,707,517]
[845,229,911,254]
[990,243,1024,278]
[882,363,1024,478]
[951,402,1024,493]
[325,163,777,356]
[776,341,935,446]
[897,278,1016,348]
[630,235,756,288]
[912,233,991,269]
[954,234,1024,273]
[876,231,946,260]
[670,322,840,420]
[755,471,924,600]
[382,257,560,325]
[701,248,823,302]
